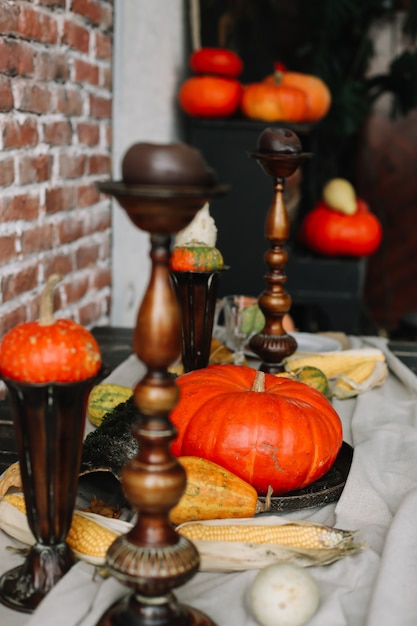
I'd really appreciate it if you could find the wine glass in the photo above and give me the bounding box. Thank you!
[223,295,262,365]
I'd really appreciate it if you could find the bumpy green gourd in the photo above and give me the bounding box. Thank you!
[87,383,133,427]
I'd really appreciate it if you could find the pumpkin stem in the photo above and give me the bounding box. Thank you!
[39,274,62,326]
[274,61,287,73]
[252,370,266,392]
[255,485,273,514]
[273,61,285,84]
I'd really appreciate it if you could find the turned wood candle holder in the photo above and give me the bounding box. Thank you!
[95,180,227,626]
[248,147,311,373]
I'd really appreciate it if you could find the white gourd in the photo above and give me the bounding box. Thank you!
[248,562,320,626]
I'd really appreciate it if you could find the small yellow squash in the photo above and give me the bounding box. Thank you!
[170,456,263,526]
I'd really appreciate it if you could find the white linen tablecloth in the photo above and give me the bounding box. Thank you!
[1,336,417,626]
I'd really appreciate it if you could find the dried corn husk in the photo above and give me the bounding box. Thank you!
[284,348,388,399]
[284,348,385,379]
[0,496,34,546]
[176,517,364,571]
[0,496,363,572]
[333,360,388,399]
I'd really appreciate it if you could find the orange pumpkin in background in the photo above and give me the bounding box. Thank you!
[299,197,383,257]
[263,65,332,123]
[178,47,244,118]
[179,75,242,118]
[189,47,243,78]
[240,82,308,123]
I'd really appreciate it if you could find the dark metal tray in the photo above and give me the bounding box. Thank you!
[77,442,353,518]
[258,441,353,512]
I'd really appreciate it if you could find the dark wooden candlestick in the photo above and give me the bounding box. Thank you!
[95,181,227,626]
[248,150,311,373]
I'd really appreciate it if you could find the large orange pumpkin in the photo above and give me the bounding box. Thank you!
[240,82,307,123]
[264,68,331,123]
[170,364,343,495]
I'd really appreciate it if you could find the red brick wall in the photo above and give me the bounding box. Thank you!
[0,0,113,339]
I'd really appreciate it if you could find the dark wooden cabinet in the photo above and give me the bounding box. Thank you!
[186,117,367,334]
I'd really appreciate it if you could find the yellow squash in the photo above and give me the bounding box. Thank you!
[170,456,264,526]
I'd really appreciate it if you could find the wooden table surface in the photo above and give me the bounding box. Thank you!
[1,327,416,475]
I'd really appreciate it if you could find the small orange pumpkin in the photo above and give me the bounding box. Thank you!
[170,244,224,272]
[264,67,331,123]
[0,275,102,383]
[299,197,383,257]
[240,82,307,123]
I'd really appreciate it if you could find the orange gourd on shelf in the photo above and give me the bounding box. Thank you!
[263,65,332,123]
[170,365,343,496]
[240,82,308,123]
[240,63,331,124]
[178,48,244,119]
[179,75,242,118]
[189,47,243,78]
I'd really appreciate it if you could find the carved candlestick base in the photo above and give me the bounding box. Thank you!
[248,149,311,373]
[95,180,227,626]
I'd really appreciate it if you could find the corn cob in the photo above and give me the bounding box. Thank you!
[66,513,118,558]
[0,462,22,498]
[2,493,26,512]
[178,521,348,549]
[2,493,122,560]
[176,519,362,571]
[337,360,377,385]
